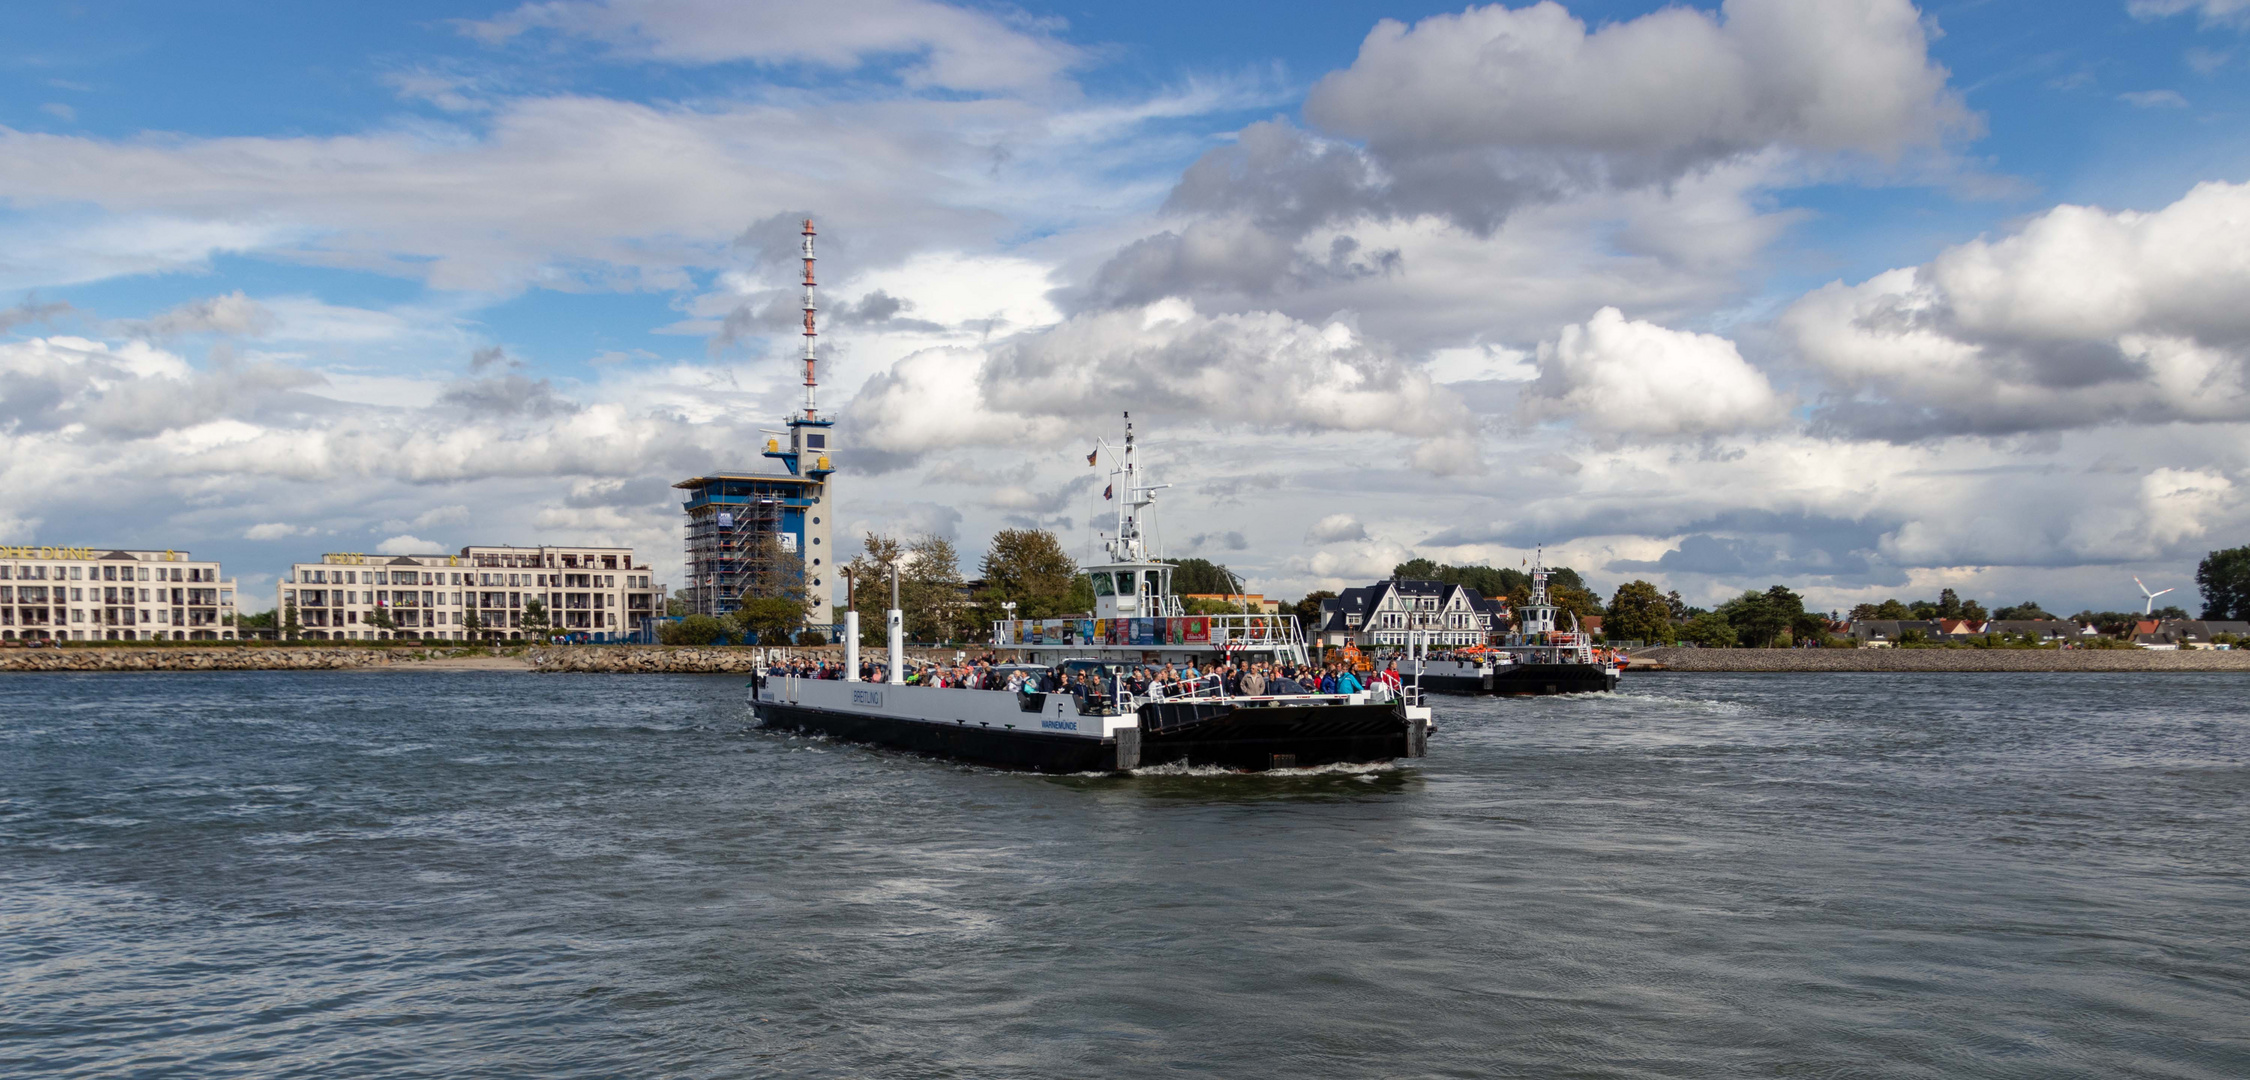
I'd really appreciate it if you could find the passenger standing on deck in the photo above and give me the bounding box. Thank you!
[1240,666,1267,696]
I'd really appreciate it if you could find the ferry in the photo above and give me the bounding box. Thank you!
[749,413,1434,772]
[1413,561,1623,696]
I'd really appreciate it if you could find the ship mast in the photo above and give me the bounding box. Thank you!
[800,219,818,422]
[1105,411,1166,563]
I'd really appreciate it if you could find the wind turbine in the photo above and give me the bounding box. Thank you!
[2134,576,2175,616]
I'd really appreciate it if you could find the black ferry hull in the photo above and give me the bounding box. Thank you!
[754,698,1125,772]
[752,695,1425,773]
[1420,663,1619,697]
[1136,700,1425,771]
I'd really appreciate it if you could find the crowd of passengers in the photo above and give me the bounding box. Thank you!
[762,654,1397,700]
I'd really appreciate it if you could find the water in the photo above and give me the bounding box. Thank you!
[2,671,2246,1079]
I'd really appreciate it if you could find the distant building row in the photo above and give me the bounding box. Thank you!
[3,541,667,643]
[279,545,666,642]
[0,547,239,641]
[1848,617,2250,649]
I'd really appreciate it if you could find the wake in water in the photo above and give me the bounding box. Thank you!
[1121,759,1400,779]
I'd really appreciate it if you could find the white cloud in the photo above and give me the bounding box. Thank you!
[2119,89,2190,107]
[1522,307,1790,437]
[376,534,443,554]
[125,291,275,339]
[39,103,75,122]
[0,213,299,291]
[1426,343,1536,383]
[1786,179,2250,437]
[466,0,1081,93]
[2186,46,2234,73]
[842,299,1479,472]
[244,522,315,540]
[1299,0,1970,229]
[413,505,472,529]
[1306,513,1368,543]
[2130,0,2250,28]
[1302,540,1415,584]
[0,83,1226,294]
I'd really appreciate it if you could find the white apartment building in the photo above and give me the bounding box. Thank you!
[0,545,239,641]
[277,544,664,642]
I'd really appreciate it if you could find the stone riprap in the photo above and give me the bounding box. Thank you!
[527,646,763,673]
[524,645,975,673]
[0,647,447,672]
[1631,647,2250,672]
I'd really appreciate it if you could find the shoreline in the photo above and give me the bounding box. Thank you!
[1627,646,2250,673]
[7,643,2250,674]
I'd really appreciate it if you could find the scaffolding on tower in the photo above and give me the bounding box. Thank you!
[681,494,783,617]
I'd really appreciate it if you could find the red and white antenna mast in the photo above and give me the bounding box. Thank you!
[800,219,819,421]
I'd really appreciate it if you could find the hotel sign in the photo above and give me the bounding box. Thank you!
[2,546,190,561]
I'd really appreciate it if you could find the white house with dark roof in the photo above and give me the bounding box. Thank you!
[1316,578,1508,648]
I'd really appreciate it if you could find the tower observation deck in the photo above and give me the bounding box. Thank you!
[674,218,837,620]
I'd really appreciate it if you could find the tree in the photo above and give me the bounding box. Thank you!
[1291,591,1336,631]
[666,588,696,617]
[1850,599,1911,621]
[1991,601,2054,621]
[1681,611,1737,647]
[462,607,485,642]
[1184,596,1247,615]
[1720,585,1803,648]
[844,533,906,646]
[1165,557,1237,597]
[521,598,550,638]
[237,609,276,630]
[2197,546,2250,620]
[1907,588,1985,621]
[661,614,726,646]
[282,601,301,641]
[364,606,395,634]
[1393,558,1442,580]
[1547,581,1605,623]
[903,533,966,642]
[1605,580,1674,644]
[980,529,1079,618]
[734,597,804,643]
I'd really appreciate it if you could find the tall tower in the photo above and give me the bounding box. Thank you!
[760,218,836,616]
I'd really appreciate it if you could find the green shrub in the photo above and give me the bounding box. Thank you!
[661,614,726,646]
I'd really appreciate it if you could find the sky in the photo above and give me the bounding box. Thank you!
[5,0,2250,618]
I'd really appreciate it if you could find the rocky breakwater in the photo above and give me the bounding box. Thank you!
[527,646,765,673]
[0,647,442,672]
[1632,646,2250,673]
[525,644,988,673]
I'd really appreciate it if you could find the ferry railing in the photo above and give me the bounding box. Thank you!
[988,613,1305,649]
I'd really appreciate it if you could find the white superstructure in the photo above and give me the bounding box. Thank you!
[994,412,1310,668]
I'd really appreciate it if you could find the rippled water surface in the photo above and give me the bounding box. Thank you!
[2,671,2246,1078]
